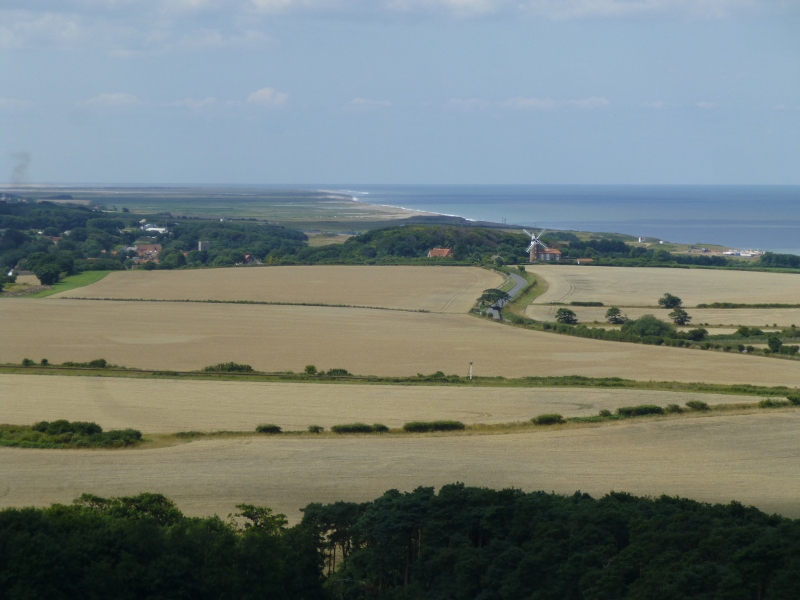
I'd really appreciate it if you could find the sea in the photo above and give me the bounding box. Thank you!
[329,185,800,256]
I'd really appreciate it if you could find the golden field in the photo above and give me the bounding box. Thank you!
[2,299,800,386]
[0,374,759,433]
[3,411,800,519]
[54,266,502,313]
[526,305,800,327]
[528,265,800,306]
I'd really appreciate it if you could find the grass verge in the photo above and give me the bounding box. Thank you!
[31,271,110,298]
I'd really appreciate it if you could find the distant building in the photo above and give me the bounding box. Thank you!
[135,244,162,260]
[198,240,211,251]
[576,257,594,265]
[637,236,646,243]
[531,247,561,262]
[427,248,453,258]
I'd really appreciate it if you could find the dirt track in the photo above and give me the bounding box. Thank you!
[0,374,759,433]
[3,411,800,520]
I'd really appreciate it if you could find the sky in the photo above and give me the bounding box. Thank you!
[1,0,799,185]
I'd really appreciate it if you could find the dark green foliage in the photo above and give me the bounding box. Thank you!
[532,413,565,425]
[738,325,765,337]
[39,358,48,366]
[402,420,466,433]
[599,409,612,417]
[605,306,627,324]
[61,358,108,368]
[331,423,388,434]
[554,307,578,324]
[20,358,34,367]
[758,252,800,269]
[665,403,684,414]
[256,424,282,434]
[0,420,141,448]
[759,398,790,409]
[0,492,326,599]
[305,364,318,375]
[768,336,783,353]
[658,292,683,308]
[571,301,604,306]
[668,307,692,325]
[477,288,511,306]
[202,362,255,373]
[331,423,378,434]
[308,425,325,433]
[325,368,351,377]
[686,400,711,411]
[621,314,677,337]
[305,484,800,600]
[787,395,800,406]
[617,404,665,417]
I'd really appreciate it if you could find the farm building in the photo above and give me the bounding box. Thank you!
[531,247,561,262]
[135,244,162,259]
[427,248,453,258]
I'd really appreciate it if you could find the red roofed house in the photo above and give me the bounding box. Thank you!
[531,247,561,262]
[427,248,453,258]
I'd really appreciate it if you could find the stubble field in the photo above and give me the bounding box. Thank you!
[54,266,502,313]
[3,411,800,520]
[0,374,760,433]
[2,299,800,385]
[527,265,800,306]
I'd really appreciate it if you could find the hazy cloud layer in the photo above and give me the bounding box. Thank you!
[74,89,287,112]
[448,96,609,111]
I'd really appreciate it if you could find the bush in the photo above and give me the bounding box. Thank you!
[685,400,710,411]
[2,420,141,449]
[21,358,34,367]
[532,414,565,426]
[255,424,282,434]
[554,308,578,325]
[325,368,350,377]
[598,409,612,418]
[787,395,800,406]
[403,420,466,433]
[202,362,254,373]
[665,404,684,414]
[658,293,682,308]
[307,425,324,433]
[621,315,676,338]
[616,405,664,418]
[331,423,375,434]
[39,358,48,366]
[759,398,790,409]
[304,365,317,375]
[371,423,389,433]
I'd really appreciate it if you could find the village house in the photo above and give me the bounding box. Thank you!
[427,248,453,258]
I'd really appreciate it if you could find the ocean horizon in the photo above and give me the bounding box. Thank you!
[331,184,800,256]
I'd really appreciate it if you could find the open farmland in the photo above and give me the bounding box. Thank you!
[528,265,800,306]
[0,374,760,433]
[526,305,800,327]
[2,299,800,386]
[3,411,800,519]
[54,266,502,313]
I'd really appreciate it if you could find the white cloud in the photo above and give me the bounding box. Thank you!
[696,101,716,109]
[77,92,141,108]
[167,97,217,110]
[0,97,34,110]
[499,96,557,110]
[448,95,608,111]
[568,96,610,109]
[344,97,392,110]
[246,87,288,107]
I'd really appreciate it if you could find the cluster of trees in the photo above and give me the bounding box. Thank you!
[6,486,800,598]
[302,484,800,598]
[0,420,142,449]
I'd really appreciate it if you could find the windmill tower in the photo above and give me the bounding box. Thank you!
[524,228,550,261]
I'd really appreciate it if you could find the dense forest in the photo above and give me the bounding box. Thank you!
[2,200,798,287]
[2,485,800,599]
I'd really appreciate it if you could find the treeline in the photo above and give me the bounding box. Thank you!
[5,486,800,598]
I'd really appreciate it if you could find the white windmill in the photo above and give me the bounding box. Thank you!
[524,228,550,261]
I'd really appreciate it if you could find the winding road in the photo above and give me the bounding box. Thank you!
[486,272,528,319]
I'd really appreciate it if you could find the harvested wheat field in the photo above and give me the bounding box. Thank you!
[0,374,759,433]
[526,305,800,327]
[528,265,800,307]
[54,266,501,313]
[2,299,800,386]
[3,411,800,519]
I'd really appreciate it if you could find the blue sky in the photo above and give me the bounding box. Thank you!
[1,0,799,185]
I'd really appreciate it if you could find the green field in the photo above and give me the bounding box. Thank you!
[31,271,110,298]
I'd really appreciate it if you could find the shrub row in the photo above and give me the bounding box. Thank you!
[0,420,142,449]
[402,420,466,433]
[331,423,389,434]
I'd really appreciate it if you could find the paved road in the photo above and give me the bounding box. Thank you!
[486,272,528,319]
